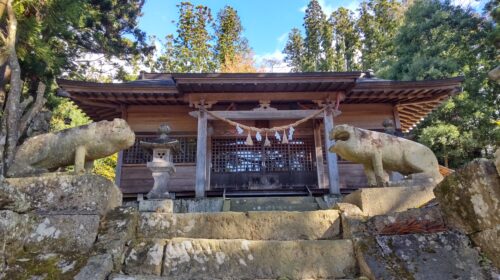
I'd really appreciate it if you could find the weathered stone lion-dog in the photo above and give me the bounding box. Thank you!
[329,124,443,187]
[7,118,135,177]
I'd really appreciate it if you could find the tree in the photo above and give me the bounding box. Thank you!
[356,0,403,71]
[283,28,305,72]
[172,2,216,73]
[419,123,462,167]
[303,0,326,71]
[330,7,361,71]
[215,5,250,71]
[384,0,499,167]
[0,0,148,177]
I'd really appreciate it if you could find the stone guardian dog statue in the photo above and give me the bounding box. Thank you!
[7,118,135,177]
[329,124,443,187]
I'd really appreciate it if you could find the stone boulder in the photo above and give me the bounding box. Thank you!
[0,182,31,212]
[355,232,489,280]
[434,158,500,268]
[4,173,122,215]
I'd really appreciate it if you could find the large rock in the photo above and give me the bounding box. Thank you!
[5,173,122,215]
[0,211,99,257]
[355,232,489,280]
[471,225,500,268]
[139,210,340,240]
[0,182,31,212]
[342,186,435,216]
[162,238,357,279]
[434,159,500,234]
[74,253,114,280]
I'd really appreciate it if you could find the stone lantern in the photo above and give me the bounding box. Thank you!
[140,124,180,199]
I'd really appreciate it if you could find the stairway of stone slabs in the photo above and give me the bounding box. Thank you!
[109,203,359,280]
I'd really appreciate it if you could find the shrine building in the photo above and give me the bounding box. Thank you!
[57,72,463,199]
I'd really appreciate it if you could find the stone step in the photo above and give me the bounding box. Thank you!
[229,196,320,212]
[139,210,341,240]
[120,238,357,279]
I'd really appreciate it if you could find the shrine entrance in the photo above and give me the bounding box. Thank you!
[210,136,317,190]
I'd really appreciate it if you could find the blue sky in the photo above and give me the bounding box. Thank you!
[138,0,485,70]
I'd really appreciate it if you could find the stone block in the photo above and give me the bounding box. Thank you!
[162,238,357,279]
[124,239,166,276]
[25,214,100,253]
[355,232,488,280]
[5,173,122,215]
[94,207,139,270]
[139,210,341,240]
[434,159,500,234]
[174,197,224,213]
[471,225,500,268]
[342,185,435,216]
[139,199,173,212]
[109,274,164,280]
[334,202,365,216]
[74,253,114,280]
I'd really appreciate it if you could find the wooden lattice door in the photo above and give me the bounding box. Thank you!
[210,137,317,189]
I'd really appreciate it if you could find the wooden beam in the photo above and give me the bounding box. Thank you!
[189,109,341,120]
[313,120,326,189]
[323,107,340,194]
[195,107,208,198]
[187,92,343,103]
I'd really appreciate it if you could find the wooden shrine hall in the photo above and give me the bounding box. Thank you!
[57,72,463,198]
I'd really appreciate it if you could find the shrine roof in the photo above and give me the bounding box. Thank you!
[57,72,463,132]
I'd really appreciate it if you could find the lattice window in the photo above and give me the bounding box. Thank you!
[123,135,197,164]
[211,137,316,173]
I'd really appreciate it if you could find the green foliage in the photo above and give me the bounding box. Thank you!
[330,7,361,71]
[383,0,499,167]
[10,0,149,88]
[155,3,253,73]
[303,0,326,71]
[283,28,305,72]
[215,6,250,71]
[419,123,463,167]
[284,0,401,72]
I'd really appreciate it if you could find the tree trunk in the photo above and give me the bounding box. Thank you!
[0,0,22,175]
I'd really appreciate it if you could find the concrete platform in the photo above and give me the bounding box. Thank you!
[342,186,435,216]
[138,210,341,240]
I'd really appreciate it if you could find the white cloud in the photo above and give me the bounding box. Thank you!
[254,50,291,73]
[451,0,481,8]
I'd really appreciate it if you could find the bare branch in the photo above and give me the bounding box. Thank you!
[19,82,46,136]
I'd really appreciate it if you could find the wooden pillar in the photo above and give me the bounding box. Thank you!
[115,105,128,187]
[195,107,208,198]
[323,106,340,194]
[313,120,326,189]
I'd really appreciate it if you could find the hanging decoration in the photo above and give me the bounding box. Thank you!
[203,106,331,147]
[245,131,254,146]
[274,131,281,141]
[236,124,244,135]
[288,127,295,140]
[264,133,271,147]
[255,131,262,142]
[281,130,289,144]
